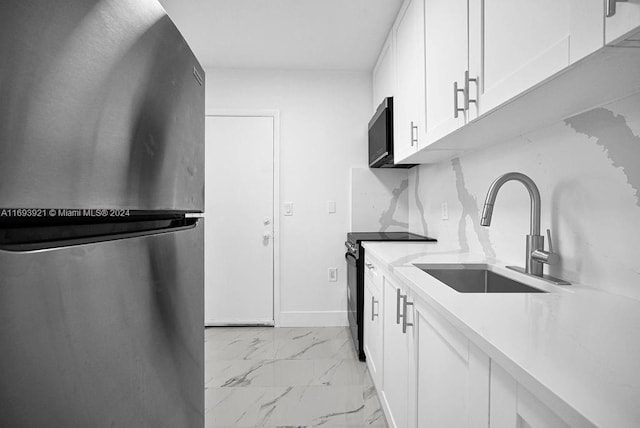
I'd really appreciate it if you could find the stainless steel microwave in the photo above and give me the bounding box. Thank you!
[368,97,416,169]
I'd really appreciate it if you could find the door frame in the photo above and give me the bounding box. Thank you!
[205,109,281,326]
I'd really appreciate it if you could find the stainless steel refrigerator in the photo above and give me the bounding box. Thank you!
[0,0,205,426]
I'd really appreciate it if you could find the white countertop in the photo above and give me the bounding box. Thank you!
[362,241,640,428]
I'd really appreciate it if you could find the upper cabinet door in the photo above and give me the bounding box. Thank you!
[424,0,468,145]
[476,0,602,115]
[479,0,570,113]
[373,33,395,113]
[394,0,426,163]
[605,0,640,44]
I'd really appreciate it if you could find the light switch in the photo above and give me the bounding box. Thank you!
[284,202,293,216]
[328,268,338,282]
[327,200,336,213]
[441,202,449,220]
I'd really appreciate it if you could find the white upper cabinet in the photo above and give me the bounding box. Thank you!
[475,0,603,115]
[372,33,395,113]
[424,0,469,145]
[606,0,640,44]
[393,0,426,163]
[375,0,640,164]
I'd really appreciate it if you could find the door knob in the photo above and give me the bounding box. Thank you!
[263,231,271,240]
[264,217,271,225]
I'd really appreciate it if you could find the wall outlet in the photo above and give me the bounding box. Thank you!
[441,201,449,220]
[328,267,338,282]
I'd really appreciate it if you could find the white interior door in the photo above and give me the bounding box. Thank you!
[204,115,274,325]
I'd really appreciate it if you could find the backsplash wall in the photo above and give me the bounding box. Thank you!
[350,167,409,232]
[408,91,640,301]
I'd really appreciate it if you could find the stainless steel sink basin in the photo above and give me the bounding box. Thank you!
[414,263,546,293]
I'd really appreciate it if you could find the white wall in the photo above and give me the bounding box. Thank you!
[206,68,372,326]
[408,91,640,301]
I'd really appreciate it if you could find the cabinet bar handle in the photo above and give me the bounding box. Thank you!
[396,288,403,324]
[606,0,628,17]
[464,70,478,110]
[372,296,379,320]
[410,121,418,146]
[402,298,414,333]
[454,81,465,118]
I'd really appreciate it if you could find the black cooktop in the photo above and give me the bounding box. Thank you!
[347,231,436,244]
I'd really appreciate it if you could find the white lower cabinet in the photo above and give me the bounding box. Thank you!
[415,301,490,428]
[490,362,572,428]
[381,276,414,428]
[363,258,586,428]
[363,265,383,389]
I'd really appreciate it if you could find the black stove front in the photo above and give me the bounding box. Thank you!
[345,232,436,361]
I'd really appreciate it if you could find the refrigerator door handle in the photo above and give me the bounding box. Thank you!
[0,218,199,252]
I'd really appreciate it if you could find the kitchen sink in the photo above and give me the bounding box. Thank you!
[414,264,546,293]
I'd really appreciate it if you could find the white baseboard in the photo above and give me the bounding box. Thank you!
[205,319,274,327]
[277,310,348,327]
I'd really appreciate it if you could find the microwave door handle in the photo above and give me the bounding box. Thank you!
[370,151,389,166]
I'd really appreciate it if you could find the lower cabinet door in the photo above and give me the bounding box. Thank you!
[364,276,382,388]
[415,301,489,428]
[490,362,571,428]
[381,277,411,428]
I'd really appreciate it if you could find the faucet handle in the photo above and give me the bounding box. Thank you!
[532,229,559,265]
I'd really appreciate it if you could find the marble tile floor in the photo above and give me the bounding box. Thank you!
[205,326,389,428]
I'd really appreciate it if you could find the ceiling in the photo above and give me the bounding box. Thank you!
[158,0,404,71]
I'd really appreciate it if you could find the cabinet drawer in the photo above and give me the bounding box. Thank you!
[364,254,383,291]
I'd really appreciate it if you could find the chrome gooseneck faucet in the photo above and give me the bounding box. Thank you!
[480,172,568,284]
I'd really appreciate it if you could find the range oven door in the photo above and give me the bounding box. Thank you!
[345,250,361,359]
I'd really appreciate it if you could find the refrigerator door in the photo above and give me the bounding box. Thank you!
[0,0,204,212]
[0,220,204,427]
